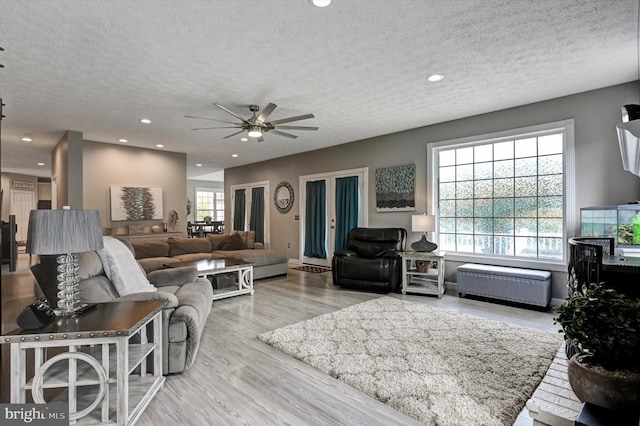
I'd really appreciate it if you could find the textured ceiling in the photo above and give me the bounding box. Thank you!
[0,0,638,181]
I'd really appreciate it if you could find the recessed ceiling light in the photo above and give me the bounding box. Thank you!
[310,0,331,7]
[240,137,248,142]
[37,162,45,166]
[156,144,164,148]
[140,118,151,124]
[427,74,445,82]
[195,163,203,167]
[118,139,128,143]
[21,136,32,142]
[232,154,238,158]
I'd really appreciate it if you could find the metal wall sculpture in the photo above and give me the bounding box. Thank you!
[375,164,415,212]
[110,186,163,221]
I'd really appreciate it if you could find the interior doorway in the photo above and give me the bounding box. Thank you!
[10,190,36,243]
[299,168,368,267]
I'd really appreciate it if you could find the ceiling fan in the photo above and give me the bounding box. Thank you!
[186,103,318,142]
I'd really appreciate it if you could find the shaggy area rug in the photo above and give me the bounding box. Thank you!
[292,265,332,273]
[258,297,562,426]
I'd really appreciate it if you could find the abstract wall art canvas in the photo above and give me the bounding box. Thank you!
[110,186,163,221]
[375,164,416,212]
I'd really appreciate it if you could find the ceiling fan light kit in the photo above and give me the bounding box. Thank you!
[247,126,262,138]
[186,102,317,142]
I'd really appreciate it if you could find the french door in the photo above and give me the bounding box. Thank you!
[299,168,368,267]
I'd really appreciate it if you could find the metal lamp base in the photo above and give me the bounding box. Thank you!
[411,234,438,252]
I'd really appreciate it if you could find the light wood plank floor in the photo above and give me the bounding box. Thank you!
[1,255,559,425]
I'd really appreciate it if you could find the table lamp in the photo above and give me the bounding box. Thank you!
[411,214,437,252]
[26,208,104,316]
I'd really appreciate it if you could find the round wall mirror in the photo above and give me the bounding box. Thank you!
[274,181,294,214]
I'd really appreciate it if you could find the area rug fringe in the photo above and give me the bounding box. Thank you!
[258,296,562,426]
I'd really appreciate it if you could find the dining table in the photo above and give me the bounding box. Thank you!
[189,221,224,237]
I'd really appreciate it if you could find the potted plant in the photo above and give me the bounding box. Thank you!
[554,283,640,409]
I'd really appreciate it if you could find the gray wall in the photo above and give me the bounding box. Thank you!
[81,140,187,233]
[225,82,640,301]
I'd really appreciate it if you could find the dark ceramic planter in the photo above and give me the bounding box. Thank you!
[568,355,640,409]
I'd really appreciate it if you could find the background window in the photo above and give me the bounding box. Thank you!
[195,189,224,221]
[432,123,573,262]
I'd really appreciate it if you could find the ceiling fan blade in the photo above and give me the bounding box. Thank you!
[224,130,246,139]
[184,115,239,125]
[213,103,251,124]
[270,113,315,125]
[255,103,277,125]
[274,125,319,131]
[191,126,242,130]
[270,130,298,139]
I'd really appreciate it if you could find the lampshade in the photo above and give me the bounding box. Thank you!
[411,214,435,233]
[247,126,262,138]
[27,209,103,317]
[26,209,104,254]
[615,105,640,178]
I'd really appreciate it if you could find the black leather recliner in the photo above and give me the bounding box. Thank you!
[332,227,407,293]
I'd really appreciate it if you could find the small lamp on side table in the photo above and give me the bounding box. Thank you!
[26,208,104,316]
[411,214,437,252]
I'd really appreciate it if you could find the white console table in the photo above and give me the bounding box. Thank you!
[2,301,166,425]
[401,251,446,298]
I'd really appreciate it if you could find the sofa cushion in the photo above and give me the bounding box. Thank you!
[138,257,179,274]
[232,230,256,249]
[173,253,219,263]
[148,266,199,287]
[219,233,248,251]
[215,249,289,267]
[116,290,179,309]
[208,234,228,250]
[132,241,170,259]
[78,251,104,279]
[167,237,212,257]
[79,275,120,303]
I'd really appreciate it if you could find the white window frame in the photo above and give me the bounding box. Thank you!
[427,119,575,272]
[194,187,225,222]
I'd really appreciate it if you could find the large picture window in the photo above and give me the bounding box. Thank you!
[429,120,574,264]
[195,188,224,221]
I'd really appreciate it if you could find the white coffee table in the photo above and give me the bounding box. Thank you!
[165,258,254,300]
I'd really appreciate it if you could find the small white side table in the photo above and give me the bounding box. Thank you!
[401,251,446,298]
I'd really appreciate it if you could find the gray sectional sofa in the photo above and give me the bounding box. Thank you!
[129,231,290,279]
[69,240,213,375]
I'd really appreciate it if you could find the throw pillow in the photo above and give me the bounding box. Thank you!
[208,234,227,251]
[232,230,255,249]
[219,233,248,251]
[97,237,157,296]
